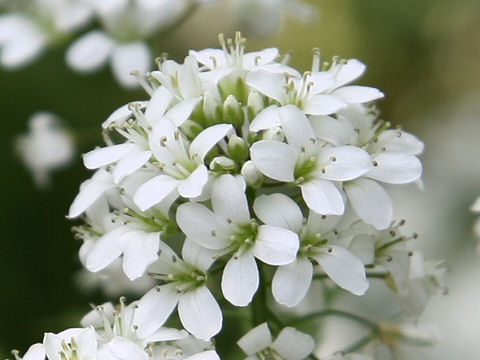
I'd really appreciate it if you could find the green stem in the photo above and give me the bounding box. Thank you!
[288,309,378,329]
[251,264,268,326]
[313,271,388,281]
[342,330,378,353]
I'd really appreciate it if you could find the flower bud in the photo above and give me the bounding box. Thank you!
[223,95,244,128]
[203,89,223,124]
[210,156,237,172]
[227,134,249,162]
[241,160,263,186]
[247,91,265,118]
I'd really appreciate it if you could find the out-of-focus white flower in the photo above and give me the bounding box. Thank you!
[66,0,192,88]
[0,0,92,68]
[471,196,480,241]
[16,112,75,188]
[237,322,315,360]
[325,354,373,360]
[231,0,317,38]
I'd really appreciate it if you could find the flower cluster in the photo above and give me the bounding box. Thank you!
[14,34,444,360]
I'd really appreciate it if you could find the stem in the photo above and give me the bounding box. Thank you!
[288,309,378,329]
[313,271,388,281]
[342,330,378,353]
[251,263,268,326]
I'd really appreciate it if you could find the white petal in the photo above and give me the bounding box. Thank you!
[310,115,353,146]
[85,227,129,272]
[189,124,233,162]
[304,94,347,115]
[254,225,299,265]
[113,150,151,183]
[102,101,148,129]
[178,286,222,340]
[100,337,148,360]
[133,175,178,211]
[249,105,281,132]
[182,239,216,271]
[144,86,173,124]
[68,170,114,218]
[122,232,160,280]
[272,258,313,307]
[177,165,208,198]
[300,179,345,215]
[332,86,384,104]
[317,146,372,181]
[367,152,422,184]
[165,96,202,126]
[250,140,297,182]
[135,285,180,339]
[184,351,220,360]
[83,143,139,169]
[212,174,250,224]
[244,48,279,68]
[280,105,316,149]
[75,327,98,360]
[66,31,113,73]
[22,343,45,360]
[222,250,259,306]
[271,327,315,360]
[253,193,303,232]
[374,129,424,155]
[246,70,285,102]
[237,322,272,355]
[349,234,375,265]
[313,245,369,295]
[344,178,393,230]
[176,203,231,250]
[111,41,151,88]
[147,328,188,342]
[330,59,366,88]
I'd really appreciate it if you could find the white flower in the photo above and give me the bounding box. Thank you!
[15,112,75,188]
[177,174,299,306]
[247,56,383,116]
[133,121,233,211]
[311,104,423,229]
[66,0,190,88]
[250,105,372,215]
[231,0,317,38]
[237,323,315,360]
[134,240,222,341]
[0,1,92,68]
[254,193,368,307]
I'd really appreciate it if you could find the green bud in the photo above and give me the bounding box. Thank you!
[247,91,265,119]
[218,69,249,104]
[210,156,237,172]
[180,120,204,139]
[223,95,244,128]
[227,134,249,162]
[241,160,263,187]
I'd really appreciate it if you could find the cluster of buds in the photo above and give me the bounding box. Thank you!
[13,34,445,360]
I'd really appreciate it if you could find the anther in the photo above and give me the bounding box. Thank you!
[329,156,337,162]
[171,255,177,263]
[373,160,378,167]
[327,247,333,253]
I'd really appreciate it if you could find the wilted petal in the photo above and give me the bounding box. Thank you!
[272,258,313,307]
[66,31,113,73]
[178,286,222,340]
[254,225,299,265]
[222,249,259,306]
[344,178,393,230]
[313,245,369,295]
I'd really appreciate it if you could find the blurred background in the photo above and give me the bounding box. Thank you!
[1,0,479,358]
